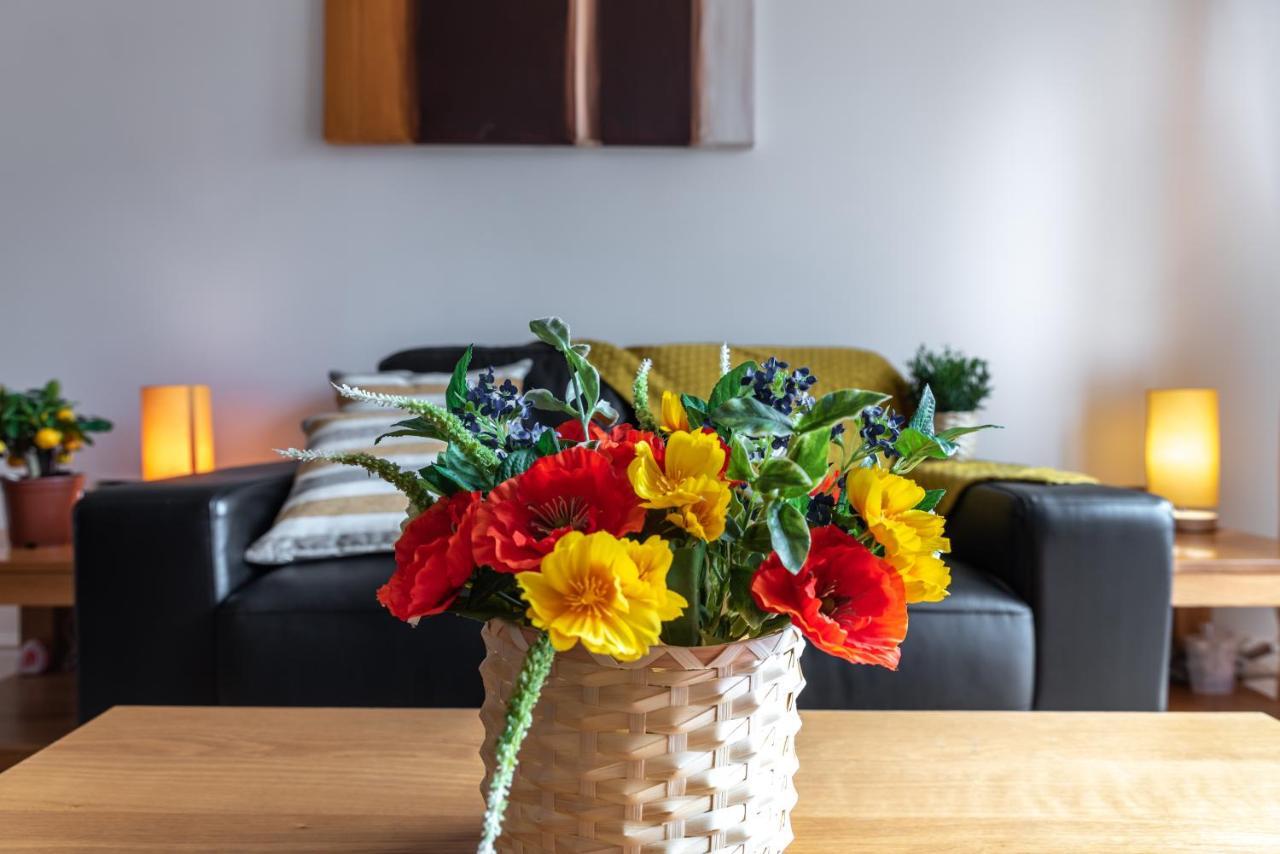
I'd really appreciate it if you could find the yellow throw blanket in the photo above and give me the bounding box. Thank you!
[582,340,1096,513]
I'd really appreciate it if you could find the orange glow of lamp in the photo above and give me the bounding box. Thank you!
[140,385,215,481]
[1145,388,1219,532]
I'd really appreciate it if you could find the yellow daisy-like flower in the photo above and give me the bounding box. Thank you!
[659,391,690,434]
[846,466,952,603]
[628,430,731,541]
[619,535,688,622]
[33,428,62,450]
[516,531,682,661]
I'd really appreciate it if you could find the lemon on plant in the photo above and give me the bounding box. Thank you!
[63,436,83,452]
[33,427,63,450]
[57,452,73,465]
[0,440,6,455]
[56,407,75,422]
[7,455,24,469]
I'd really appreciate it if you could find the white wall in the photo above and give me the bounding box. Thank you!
[0,0,1275,539]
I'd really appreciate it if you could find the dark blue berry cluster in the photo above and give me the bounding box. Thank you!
[741,357,818,415]
[461,367,546,454]
[859,405,906,458]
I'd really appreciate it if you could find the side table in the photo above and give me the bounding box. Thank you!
[0,534,76,770]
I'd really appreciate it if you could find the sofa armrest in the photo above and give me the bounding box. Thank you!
[947,482,1173,711]
[74,462,295,721]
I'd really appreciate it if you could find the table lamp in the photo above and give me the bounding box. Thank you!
[1145,388,1219,532]
[140,385,215,481]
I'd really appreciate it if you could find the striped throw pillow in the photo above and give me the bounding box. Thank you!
[244,361,532,565]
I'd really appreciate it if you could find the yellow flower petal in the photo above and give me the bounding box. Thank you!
[847,466,952,603]
[887,550,952,604]
[660,391,691,433]
[662,430,726,482]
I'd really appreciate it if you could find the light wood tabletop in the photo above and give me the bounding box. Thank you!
[1,707,1278,852]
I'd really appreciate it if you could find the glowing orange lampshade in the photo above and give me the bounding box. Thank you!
[1145,388,1219,531]
[140,385,215,481]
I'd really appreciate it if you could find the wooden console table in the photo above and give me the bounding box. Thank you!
[1173,528,1280,607]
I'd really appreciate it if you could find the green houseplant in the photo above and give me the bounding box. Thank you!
[1,381,112,547]
[907,346,992,459]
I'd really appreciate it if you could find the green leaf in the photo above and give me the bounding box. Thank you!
[935,423,1002,442]
[420,465,462,496]
[914,488,946,513]
[787,429,830,482]
[445,345,473,414]
[795,389,890,435]
[729,564,768,631]
[680,394,708,427]
[661,543,704,646]
[893,427,951,461]
[726,434,757,481]
[535,429,561,457]
[591,399,619,425]
[708,360,758,411]
[711,397,794,437]
[522,388,579,417]
[767,500,811,573]
[756,458,814,495]
[430,445,496,492]
[529,317,571,350]
[498,449,537,482]
[564,351,601,414]
[909,384,936,436]
[740,522,774,553]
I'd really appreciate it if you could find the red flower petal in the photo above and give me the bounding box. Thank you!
[471,446,646,574]
[751,526,907,669]
[378,491,480,622]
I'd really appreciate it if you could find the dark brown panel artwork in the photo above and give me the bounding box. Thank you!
[323,0,753,147]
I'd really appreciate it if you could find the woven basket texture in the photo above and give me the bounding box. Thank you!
[479,620,807,854]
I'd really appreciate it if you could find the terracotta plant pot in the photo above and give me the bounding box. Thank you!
[479,620,807,853]
[2,474,85,548]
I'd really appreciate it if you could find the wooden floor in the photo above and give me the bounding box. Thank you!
[1168,679,1280,717]
[0,672,76,771]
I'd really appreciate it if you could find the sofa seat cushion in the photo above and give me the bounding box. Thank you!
[797,558,1035,710]
[219,556,1032,711]
[217,555,486,707]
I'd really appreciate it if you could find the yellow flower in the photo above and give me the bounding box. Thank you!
[628,431,731,541]
[659,391,690,433]
[619,535,688,622]
[847,466,952,603]
[33,428,62,450]
[516,531,681,661]
[56,408,75,422]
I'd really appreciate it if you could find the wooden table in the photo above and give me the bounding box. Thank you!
[0,538,74,608]
[1,707,1278,852]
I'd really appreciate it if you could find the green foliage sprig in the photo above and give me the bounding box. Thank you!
[277,448,433,513]
[907,345,992,413]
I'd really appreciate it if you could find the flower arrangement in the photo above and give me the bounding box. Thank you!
[286,318,992,852]
[1,381,112,478]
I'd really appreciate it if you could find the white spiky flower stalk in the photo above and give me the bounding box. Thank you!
[719,343,732,376]
[632,358,656,432]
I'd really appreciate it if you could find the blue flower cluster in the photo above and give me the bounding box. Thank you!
[741,357,818,415]
[461,367,546,454]
[859,405,906,458]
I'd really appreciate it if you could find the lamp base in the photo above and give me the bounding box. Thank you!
[1173,508,1218,533]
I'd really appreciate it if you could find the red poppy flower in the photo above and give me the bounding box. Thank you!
[556,420,664,478]
[472,446,646,574]
[751,526,907,669]
[377,491,480,623]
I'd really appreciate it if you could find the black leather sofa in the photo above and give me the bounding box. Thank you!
[74,346,1175,721]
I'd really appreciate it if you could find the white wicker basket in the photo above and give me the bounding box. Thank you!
[479,620,807,853]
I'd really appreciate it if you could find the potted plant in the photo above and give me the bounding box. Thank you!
[287,318,993,853]
[1,381,112,547]
[907,345,992,459]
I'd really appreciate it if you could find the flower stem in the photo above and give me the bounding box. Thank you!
[478,631,555,854]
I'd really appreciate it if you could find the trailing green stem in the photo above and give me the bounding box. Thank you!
[478,631,555,854]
